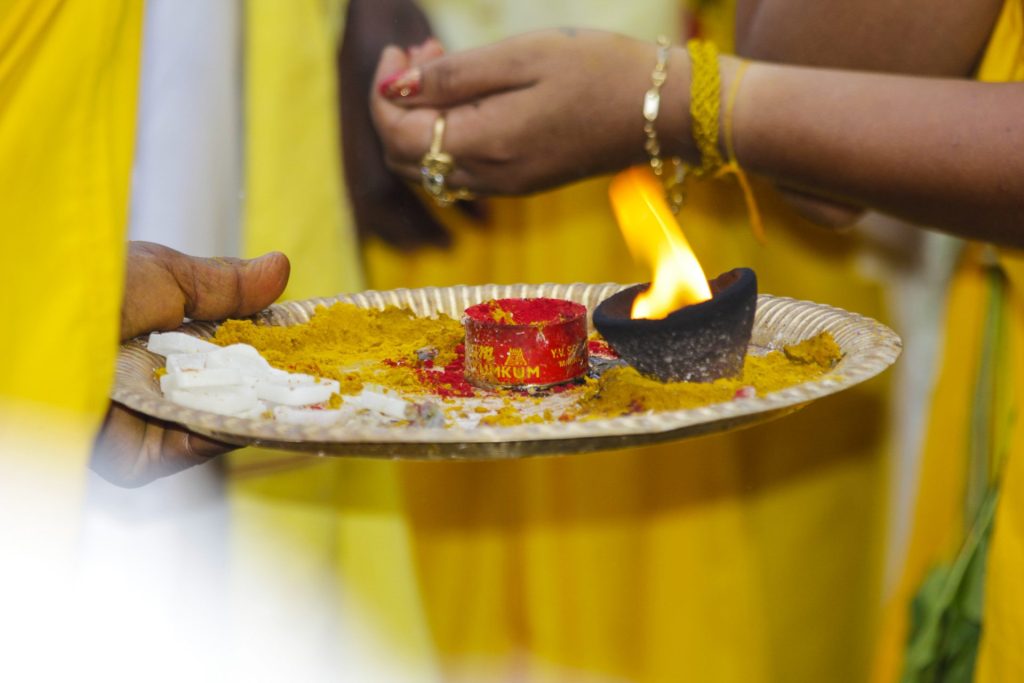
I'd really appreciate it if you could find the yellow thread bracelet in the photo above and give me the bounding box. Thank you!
[715,58,766,243]
[686,39,724,177]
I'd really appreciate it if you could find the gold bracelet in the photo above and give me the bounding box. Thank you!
[643,36,686,213]
[686,39,724,178]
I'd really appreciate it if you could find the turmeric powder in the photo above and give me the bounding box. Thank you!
[576,335,842,419]
[212,302,464,396]
[209,301,842,425]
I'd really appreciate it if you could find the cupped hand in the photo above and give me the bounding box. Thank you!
[371,29,669,196]
[92,242,290,487]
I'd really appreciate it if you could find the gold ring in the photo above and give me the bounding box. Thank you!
[419,114,475,207]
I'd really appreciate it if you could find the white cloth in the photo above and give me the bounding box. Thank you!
[128,0,242,257]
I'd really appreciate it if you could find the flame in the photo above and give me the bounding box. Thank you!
[609,166,712,319]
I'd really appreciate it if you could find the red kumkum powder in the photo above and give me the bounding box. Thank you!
[416,343,476,398]
[465,298,586,325]
[588,338,619,359]
[464,298,589,389]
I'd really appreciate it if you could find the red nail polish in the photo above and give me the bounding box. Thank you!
[378,68,421,98]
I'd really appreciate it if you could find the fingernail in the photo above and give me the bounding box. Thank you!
[247,251,279,267]
[379,68,421,98]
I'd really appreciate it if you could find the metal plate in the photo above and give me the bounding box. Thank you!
[111,283,902,459]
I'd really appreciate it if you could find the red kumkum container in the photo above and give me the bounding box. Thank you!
[463,298,589,390]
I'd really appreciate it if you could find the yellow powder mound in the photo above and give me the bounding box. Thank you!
[576,334,842,418]
[783,332,842,368]
[212,302,463,395]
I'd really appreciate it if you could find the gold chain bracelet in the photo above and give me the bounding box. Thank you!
[642,36,686,213]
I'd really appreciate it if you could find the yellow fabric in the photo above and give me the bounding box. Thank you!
[871,1,1024,680]
[230,0,434,666]
[241,0,363,299]
[975,252,1024,681]
[0,0,141,479]
[362,5,890,680]
[968,5,1024,677]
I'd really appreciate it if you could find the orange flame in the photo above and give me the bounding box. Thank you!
[609,166,712,319]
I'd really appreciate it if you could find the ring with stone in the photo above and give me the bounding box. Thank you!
[419,114,475,207]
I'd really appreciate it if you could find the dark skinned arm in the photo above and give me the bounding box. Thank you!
[734,0,1006,228]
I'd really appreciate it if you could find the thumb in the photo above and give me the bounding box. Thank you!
[120,242,291,341]
[407,37,446,65]
[376,39,533,107]
[180,251,291,322]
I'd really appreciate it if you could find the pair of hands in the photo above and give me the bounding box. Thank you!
[369,28,865,228]
[91,242,290,488]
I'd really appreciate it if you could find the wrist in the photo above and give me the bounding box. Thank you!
[630,41,752,189]
[630,37,765,241]
[656,49,749,167]
[656,46,697,163]
[717,54,748,165]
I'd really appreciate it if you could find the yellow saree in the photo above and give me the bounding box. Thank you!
[0,0,141,489]
[872,1,1024,680]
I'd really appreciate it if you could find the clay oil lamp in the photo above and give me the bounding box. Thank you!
[593,167,757,383]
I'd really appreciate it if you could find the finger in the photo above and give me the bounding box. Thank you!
[381,94,527,194]
[380,107,491,189]
[408,38,445,66]
[162,424,233,461]
[376,39,535,107]
[372,96,444,171]
[373,44,414,97]
[121,244,291,340]
[92,404,233,488]
[389,162,492,196]
[370,45,434,157]
[173,251,291,322]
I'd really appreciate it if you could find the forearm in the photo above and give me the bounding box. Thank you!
[372,28,1024,247]
[704,58,1024,245]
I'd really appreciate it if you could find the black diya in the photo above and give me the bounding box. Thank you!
[592,267,757,383]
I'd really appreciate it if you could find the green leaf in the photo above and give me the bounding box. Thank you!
[900,491,997,683]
